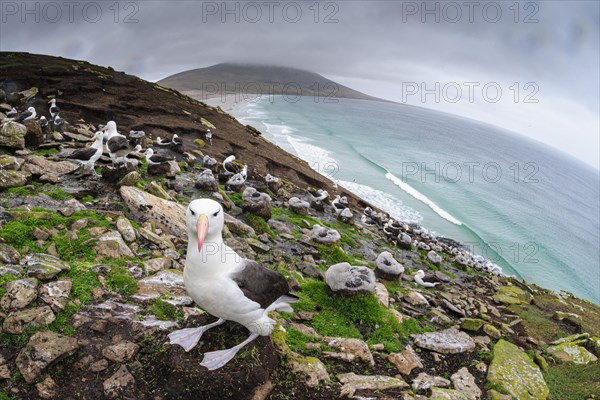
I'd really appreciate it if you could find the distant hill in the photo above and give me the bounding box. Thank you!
[158,63,390,103]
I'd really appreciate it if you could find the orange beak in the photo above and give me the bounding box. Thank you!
[196,214,209,252]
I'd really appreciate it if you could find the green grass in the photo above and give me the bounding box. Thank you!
[5,186,36,197]
[33,148,60,156]
[286,327,333,356]
[105,264,137,296]
[147,299,184,323]
[0,210,112,257]
[47,302,79,336]
[316,244,358,265]
[507,304,560,342]
[294,280,428,352]
[272,207,319,227]
[80,195,94,203]
[66,262,101,304]
[384,281,408,296]
[45,189,74,201]
[230,192,244,208]
[243,212,275,238]
[544,362,600,399]
[0,391,16,400]
[139,161,149,176]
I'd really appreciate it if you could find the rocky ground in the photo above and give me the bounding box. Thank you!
[1,52,599,400]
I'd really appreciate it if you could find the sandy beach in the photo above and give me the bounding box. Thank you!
[183,90,251,114]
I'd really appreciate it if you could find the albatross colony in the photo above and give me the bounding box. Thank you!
[168,199,298,370]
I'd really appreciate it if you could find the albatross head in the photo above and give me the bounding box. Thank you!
[415,270,425,278]
[187,199,225,252]
[92,131,104,141]
[105,121,117,134]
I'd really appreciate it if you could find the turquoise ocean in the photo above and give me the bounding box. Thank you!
[231,96,600,304]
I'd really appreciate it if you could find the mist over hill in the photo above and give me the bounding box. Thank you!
[158,63,390,103]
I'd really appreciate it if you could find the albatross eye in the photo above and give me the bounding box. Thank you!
[213,210,219,217]
[190,210,196,216]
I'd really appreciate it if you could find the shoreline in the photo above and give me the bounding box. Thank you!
[220,94,599,304]
[184,91,252,114]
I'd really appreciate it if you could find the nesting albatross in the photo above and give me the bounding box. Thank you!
[69,131,105,175]
[144,148,175,165]
[168,199,297,370]
[414,269,441,288]
[15,107,36,122]
[104,122,141,164]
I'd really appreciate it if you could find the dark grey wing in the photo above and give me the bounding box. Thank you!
[70,147,98,161]
[152,151,175,163]
[224,162,241,174]
[15,110,32,122]
[231,260,291,309]
[107,136,129,152]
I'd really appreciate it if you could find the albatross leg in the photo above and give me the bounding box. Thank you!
[200,333,259,371]
[168,318,225,352]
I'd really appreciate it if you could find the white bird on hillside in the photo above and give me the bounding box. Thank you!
[156,136,170,146]
[69,131,105,175]
[227,166,247,187]
[172,134,183,145]
[168,199,297,370]
[223,155,241,175]
[106,130,141,164]
[48,98,60,119]
[308,189,329,202]
[6,107,17,118]
[15,107,36,122]
[414,269,440,288]
[145,148,174,165]
[103,121,120,140]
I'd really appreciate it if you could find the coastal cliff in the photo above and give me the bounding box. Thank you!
[0,52,599,400]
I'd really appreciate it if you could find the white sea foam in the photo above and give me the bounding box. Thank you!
[285,135,342,179]
[385,172,463,225]
[337,180,423,224]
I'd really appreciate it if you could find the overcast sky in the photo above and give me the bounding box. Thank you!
[1,0,598,168]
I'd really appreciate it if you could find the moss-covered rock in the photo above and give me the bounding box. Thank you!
[430,388,469,400]
[551,333,590,345]
[337,372,408,397]
[118,171,140,187]
[0,169,30,188]
[0,154,24,170]
[460,318,485,332]
[147,181,174,200]
[534,353,549,371]
[492,285,533,305]
[200,117,216,129]
[487,339,549,400]
[0,243,21,264]
[26,253,71,280]
[0,121,27,149]
[483,324,501,339]
[547,343,598,364]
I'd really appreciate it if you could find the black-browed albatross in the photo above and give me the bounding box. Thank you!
[15,107,36,122]
[48,98,60,119]
[144,148,175,165]
[168,198,297,370]
[69,131,105,175]
[222,155,241,175]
